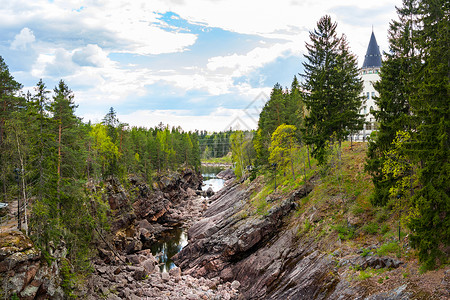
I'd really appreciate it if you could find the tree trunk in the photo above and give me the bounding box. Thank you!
[307,145,311,169]
[14,129,28,234]
[290,146,295,180]
[57,121,62,213]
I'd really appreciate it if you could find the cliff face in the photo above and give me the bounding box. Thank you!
[174,174,450,299]
[100,167,206,257]
[0,230,64,300]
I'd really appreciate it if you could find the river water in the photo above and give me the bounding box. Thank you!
[151,165,227,272]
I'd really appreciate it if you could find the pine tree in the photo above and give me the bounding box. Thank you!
[28,79,57,202]
[301,15,364,165]
[288,77,304,124]
[100,107,123,178]
[254,83,286,166]
[0,56,23,200]
[49,80,86,217]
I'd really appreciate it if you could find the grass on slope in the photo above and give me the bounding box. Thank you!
[238,141,413,259]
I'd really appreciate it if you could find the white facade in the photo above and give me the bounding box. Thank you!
[354,68,380,141]
[351,31,382,142]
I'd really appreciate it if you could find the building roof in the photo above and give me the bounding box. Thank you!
[362,31,382,69]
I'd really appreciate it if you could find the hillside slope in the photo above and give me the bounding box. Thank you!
[175,142,450,299]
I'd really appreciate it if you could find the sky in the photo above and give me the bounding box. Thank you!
[1,0,401,132]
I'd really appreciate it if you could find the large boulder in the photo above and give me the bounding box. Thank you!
[206,187,215,197]
[217,169,236,180]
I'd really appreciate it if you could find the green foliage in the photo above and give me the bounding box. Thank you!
[380,224,390,235]
[365,0,449,268]
[201,154,232,165]
[376,242,401,257]
[60,258,77,299]
[301,15,364,165]
[197,130,232,160]
[362,222,379,235]
[230,131,254,179]
[255,198,269,216]
[254,79,305,167]
[269,124,298,180]
[356,270,373,280]
[333,223,356,240]
[89,123,120,179]
[361,248,371,257]
[303,219,312,232]
[10,293,19,300]
[0,56,204,292]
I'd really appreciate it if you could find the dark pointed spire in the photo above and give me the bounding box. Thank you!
[362,31,382,69]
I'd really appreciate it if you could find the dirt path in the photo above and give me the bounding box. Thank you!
[0,198,21,233]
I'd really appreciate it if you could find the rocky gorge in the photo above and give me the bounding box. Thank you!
[1,163,449,299]
[85,167,241,299]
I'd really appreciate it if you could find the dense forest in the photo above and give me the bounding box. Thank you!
[230,1,448,270]
[197,131,232,159]
[0,61,202,268]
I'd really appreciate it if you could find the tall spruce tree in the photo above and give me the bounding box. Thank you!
[407,0,449,268]
[366,0,449,268]
[301,15,364,164]
[365,0,420,206]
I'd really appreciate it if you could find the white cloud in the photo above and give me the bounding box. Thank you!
[207,42,298,77]
[72,44,112,67]
[10,27,35,50]
[5,0,403,130]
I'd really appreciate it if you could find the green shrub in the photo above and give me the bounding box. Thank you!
[362,222,378,235]
[361,248,371,257]
[380,224,390,235]
[334,224,355,240]
[303,219,312,232]
[60,258,77,299]
[377,242,400,256]
[11,293,20,300]
[357,270,372,280]
[375,210,389,223]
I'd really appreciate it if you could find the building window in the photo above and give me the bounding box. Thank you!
[364,106,367,114]
[371,92,375,98]
[367,92,370,99]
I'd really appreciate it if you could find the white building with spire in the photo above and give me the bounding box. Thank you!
[353,31,382,141]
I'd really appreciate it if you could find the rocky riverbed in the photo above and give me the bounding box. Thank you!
[85,167,241,299]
